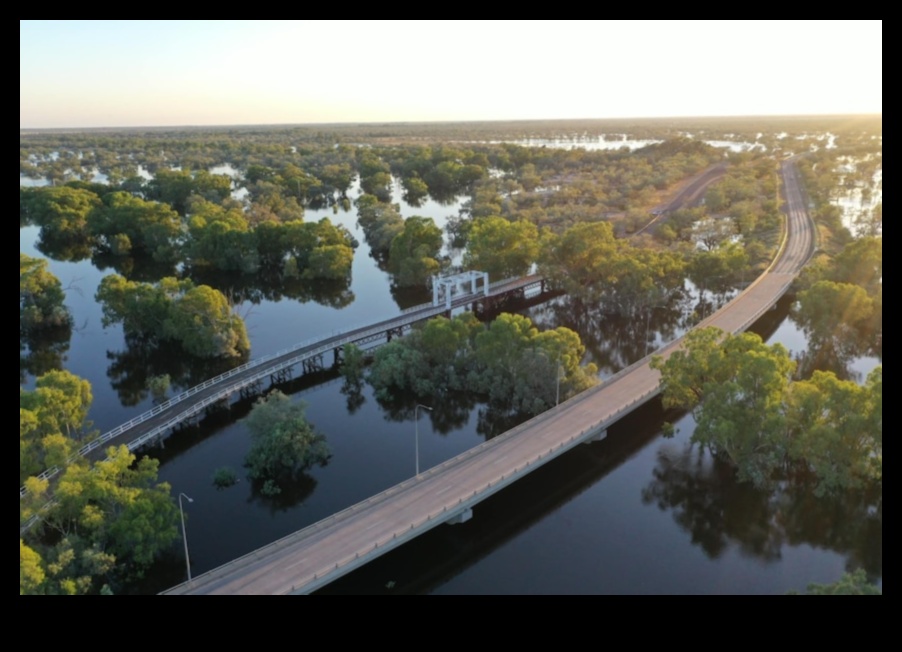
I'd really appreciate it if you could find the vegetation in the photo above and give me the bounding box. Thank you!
[388,216,445,286]
[369,312,598,416]
[793,569,881,595]
[212,466,239,489]
[19,116,882,591]
[96,275,250,358]
[20,369,178,595]
[244,391,331,496]
[20,445,179,594]
[652,328,882,495]
[20,253,71,335]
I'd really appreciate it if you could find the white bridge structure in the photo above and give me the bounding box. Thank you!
[432,271,489,309]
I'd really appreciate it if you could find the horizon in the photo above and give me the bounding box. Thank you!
[21,20,882,130]
[18,111,884,134]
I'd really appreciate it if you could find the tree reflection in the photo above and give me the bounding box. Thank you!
[20,322,72,383]
[105,338,246,406]
[190,267,355,309]
[375,391,478,436]
[245,473,318,514]
[643,443,882,575]
[539,289,691,374]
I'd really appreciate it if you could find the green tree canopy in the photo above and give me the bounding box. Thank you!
[369,312,598,416]
[388,216,445,286]
[652,328,794,487]
[20,253,71,334]
[244,390,331,495]
[96,275,249,358]
[89,191,182,261]
[463,217,540,279]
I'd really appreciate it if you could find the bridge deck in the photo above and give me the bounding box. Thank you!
[165,160,813,594]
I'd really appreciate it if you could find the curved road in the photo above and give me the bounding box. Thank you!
[166,160,813,595]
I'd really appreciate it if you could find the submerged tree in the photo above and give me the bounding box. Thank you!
[369,312,598,416]
[652,328,881,494]
[96,275,250,358]
[651,328,794,488]
[244,391,330,496]
[20,253,72,335]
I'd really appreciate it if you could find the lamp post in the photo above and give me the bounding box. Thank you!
[415,404,433,476]
[178,492,194,582]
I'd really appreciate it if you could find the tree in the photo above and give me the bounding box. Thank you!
[368,312,597,416]
[651,328,794,487]
[463,217,540,279]
[793,280,874,348]
[96,275,249,358]
[472,313,598,414]
[244,390,330,495]
[89,191,182,261]
[165,284,250,358]
[797,569,881,595]
[20,253,71,334]
[39,445,179,587]
[540,221,619,303]
[20,539,45,595]
[20,369,94,482]
[20,186,101,244]
[355,194,404,259]
[388,216,444,286]
[785,368,882,496]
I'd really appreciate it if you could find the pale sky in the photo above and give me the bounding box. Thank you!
[20,20,882,129]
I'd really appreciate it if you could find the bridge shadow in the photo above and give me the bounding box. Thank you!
[314,397,675,595]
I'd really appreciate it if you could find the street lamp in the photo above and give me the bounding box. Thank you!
[178,492,194,582]
[414,404,433,476]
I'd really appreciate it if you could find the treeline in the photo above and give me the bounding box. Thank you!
[790,139,882,380]
[20,179,357,282]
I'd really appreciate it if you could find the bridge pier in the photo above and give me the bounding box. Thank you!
[583,429,607,444]
[446,508,473,525]
[270,367,293,385]
[240,379,263,399]
[333,346,343,367]
[205,397,231,417]
[302,355,324,375]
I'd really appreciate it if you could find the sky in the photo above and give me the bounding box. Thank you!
[20,20,883,129]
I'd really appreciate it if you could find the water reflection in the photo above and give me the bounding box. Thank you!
[20,322,72,382]
[106,339,247,406]
[246,473,319,514]
[643,441,882,578]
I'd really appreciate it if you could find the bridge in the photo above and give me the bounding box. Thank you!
[20,274,552,510]
[163,159,814,595]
